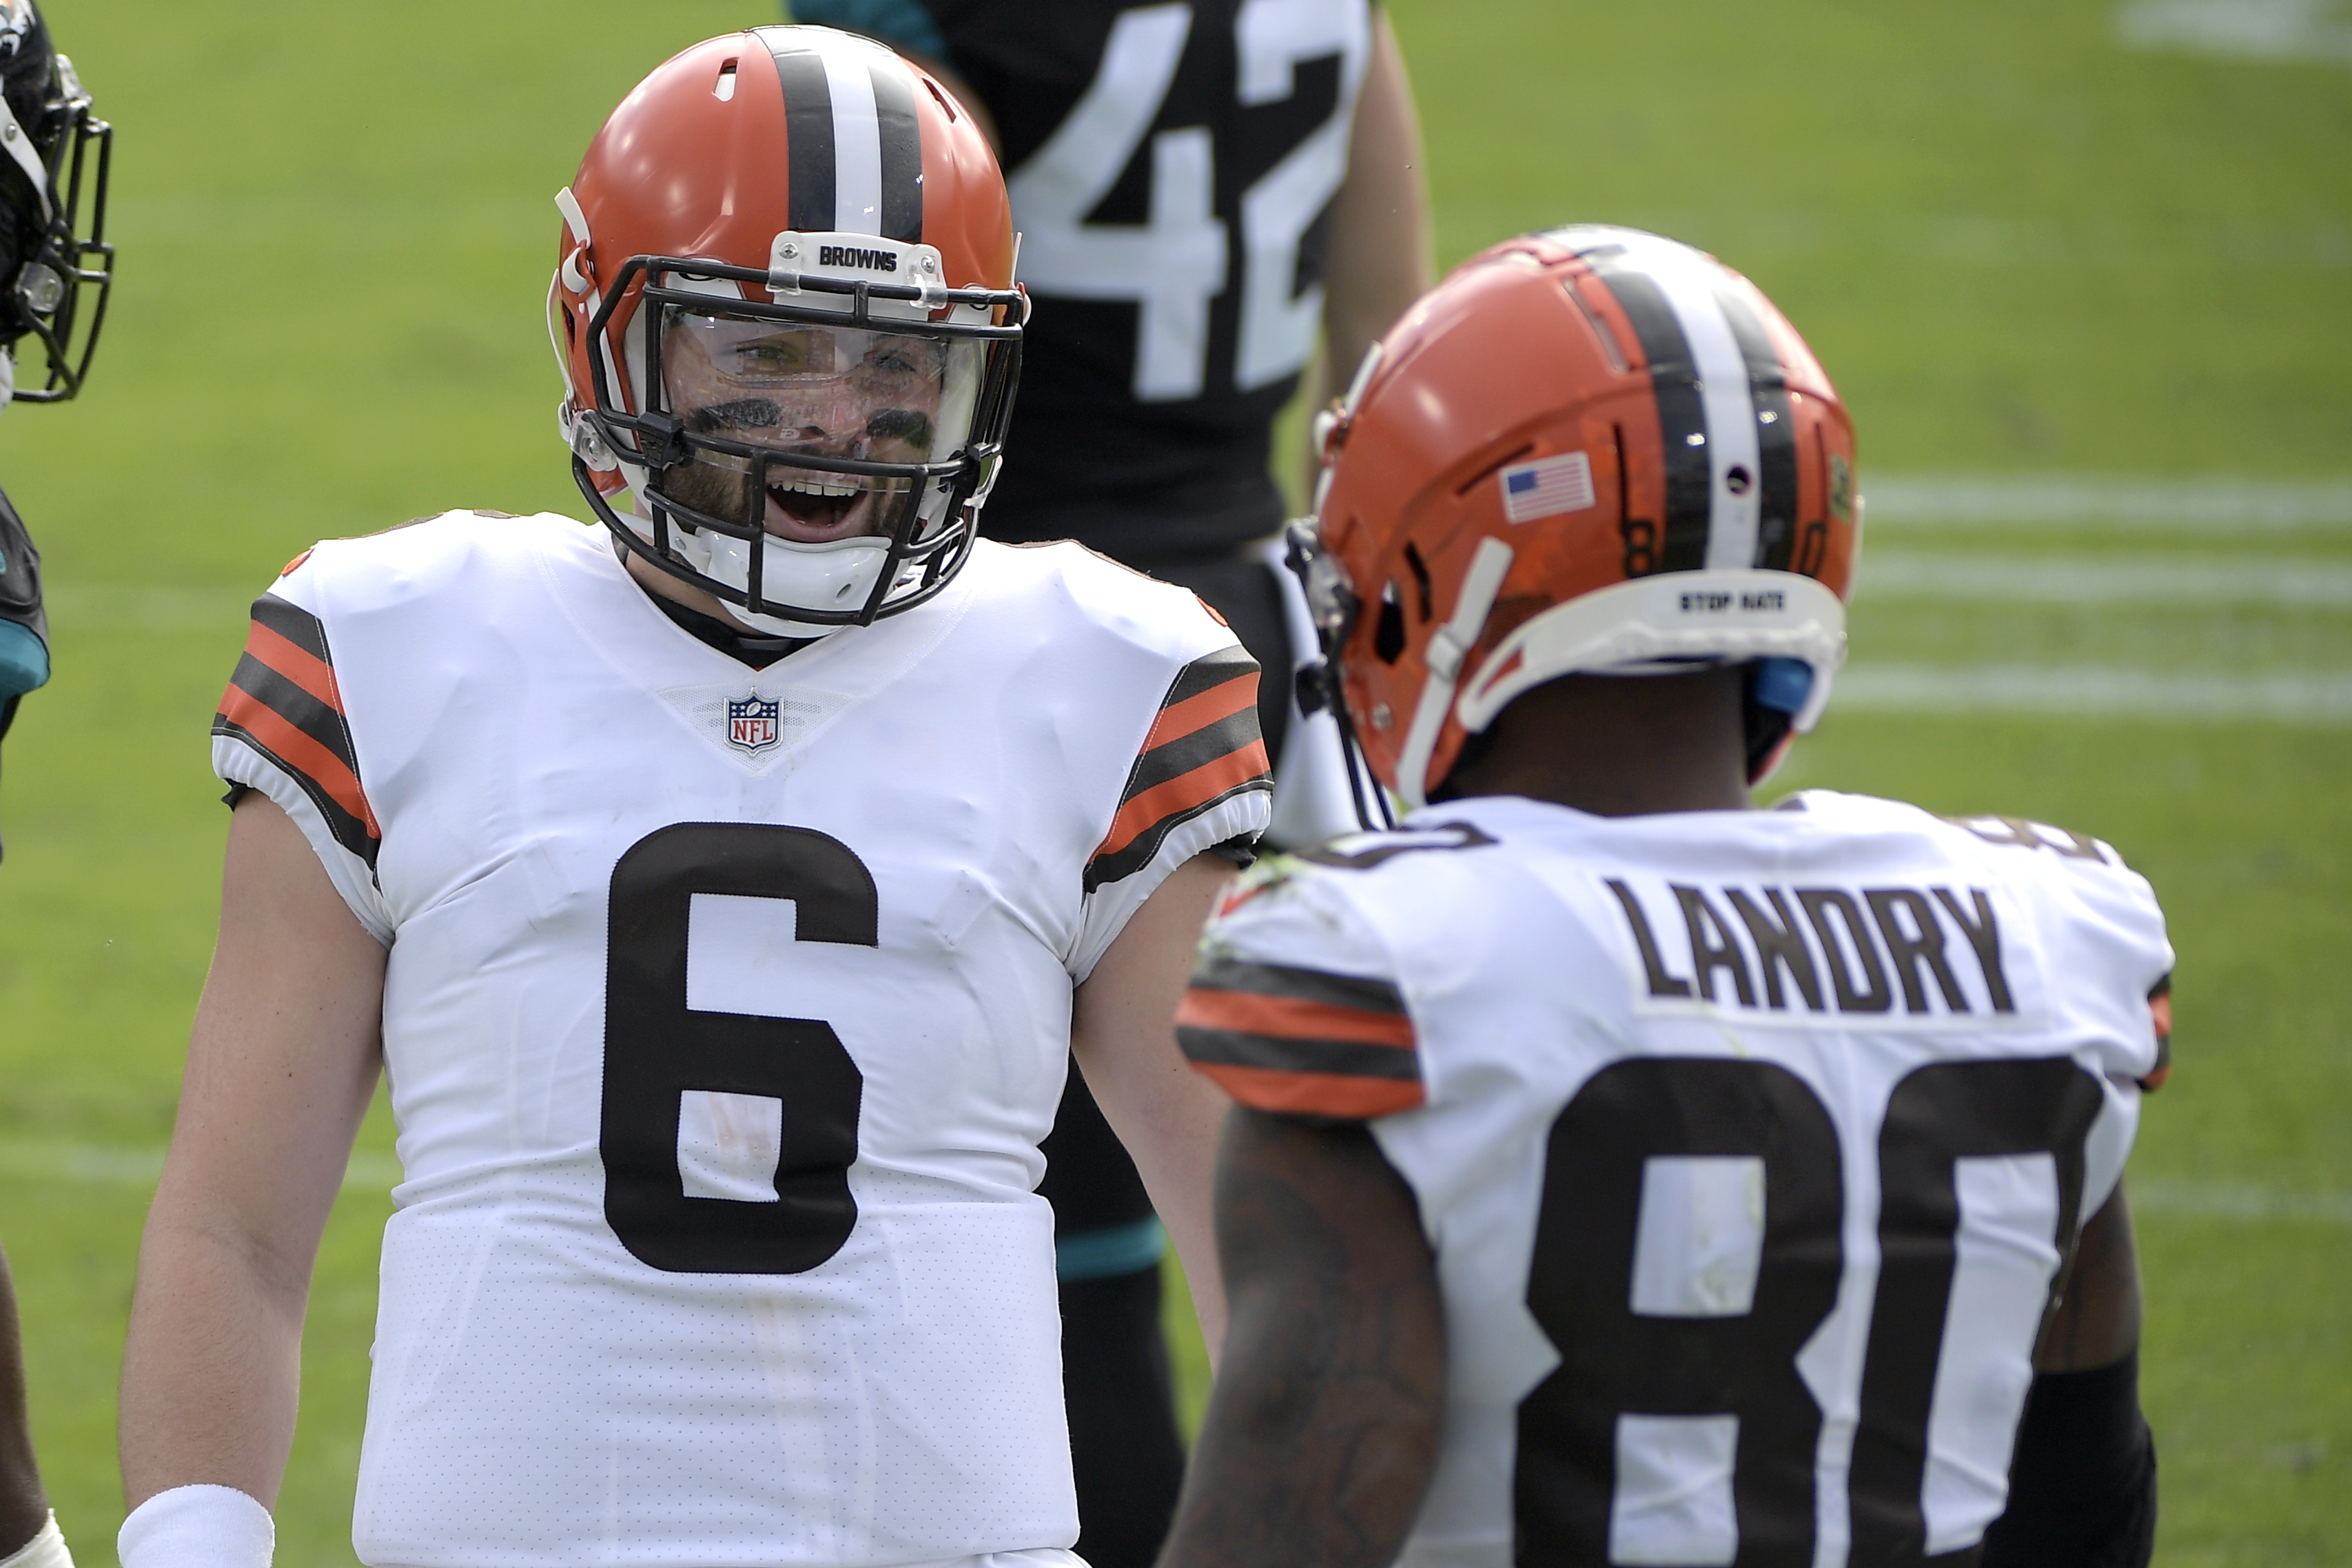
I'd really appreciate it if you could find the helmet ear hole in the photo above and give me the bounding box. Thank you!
[1401,542,1435,621]
[1373,581,1407,664]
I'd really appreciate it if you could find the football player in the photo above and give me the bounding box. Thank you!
[0,0,112,865]
[778,6,1433,1558]
[0,6,111,1568]
[114,28,1268,1568]
[1162,229,2167,1568]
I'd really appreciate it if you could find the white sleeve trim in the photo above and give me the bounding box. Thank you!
[0,1514,72,1568]
[118,1487,273,1568]
[1067,786,1271,984]
[214,734,393,946]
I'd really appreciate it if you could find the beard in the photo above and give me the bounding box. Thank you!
[653,405,935,537]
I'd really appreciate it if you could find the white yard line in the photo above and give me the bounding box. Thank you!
[1865,475,2352,532]
[2130,1177,2352,1224]
[2116,0,2352,65]
[1861,553,2352,607]
[1834,665,2352,723]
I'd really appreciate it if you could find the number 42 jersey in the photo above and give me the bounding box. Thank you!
[1179,792,2171,1568]
[209,512,1271,1568]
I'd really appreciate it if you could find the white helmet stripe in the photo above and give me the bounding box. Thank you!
[820,45,883,236]
[1545,226,1788,575]
[1635,245,1764,572]
[758,30,925,245]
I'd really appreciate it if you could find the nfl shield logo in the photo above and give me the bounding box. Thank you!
[726,694,781,754]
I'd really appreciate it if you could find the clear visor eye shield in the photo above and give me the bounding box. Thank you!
[573,251,1023,630]
[0,54,112,403]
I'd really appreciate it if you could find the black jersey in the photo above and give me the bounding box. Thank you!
[793,0,1376,559]
[0,484,46,741]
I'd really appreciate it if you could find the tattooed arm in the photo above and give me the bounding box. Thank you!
[2033,1182,2141,1374]
[1156,1108,1446,1568]
[1982,1184,2157,1568]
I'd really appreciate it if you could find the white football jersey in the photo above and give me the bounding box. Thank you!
[210,512,1271,1568]
[1179,791,2171,1568]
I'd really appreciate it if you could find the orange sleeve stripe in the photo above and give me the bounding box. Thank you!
[1194,1061,1426,1119]
[1176,987,1416,1050]
[243,619,345,714]
[1141,672,1256,754]
[1093,740,1271,858]
[216,684,380,837]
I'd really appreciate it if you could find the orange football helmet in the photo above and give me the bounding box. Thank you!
[1293,226,1859,814]
[550,26,1024,635]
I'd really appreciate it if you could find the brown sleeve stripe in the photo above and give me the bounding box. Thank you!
[1145,662,1259,756]
[1179,984,1415,1049]
[1187,954,1411,1020]
[244,617,340,711]
[210,595,380,869]
[1085,646,1272,891]
[1178,958,1420,1097]
[1190,1061,1426,1120]
[1162,641,1261,711]
[251,590,331,661]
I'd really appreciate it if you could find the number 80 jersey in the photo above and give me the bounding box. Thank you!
[210,512,1271,1568]
[1178,792,2171,1568]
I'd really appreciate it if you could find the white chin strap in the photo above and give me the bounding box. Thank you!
[1397,562,1849,810]
[1393,537,1516,810]
[669,519,906,638]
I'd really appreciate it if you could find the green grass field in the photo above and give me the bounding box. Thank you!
[1,0,2346,1562]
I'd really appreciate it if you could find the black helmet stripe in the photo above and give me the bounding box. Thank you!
[1579,252,1712,573]
[762,32,924,244]
[1707,278,1800,569]
[766,40,837,234]
[1552,227,1796,575]
[870,59,924,243]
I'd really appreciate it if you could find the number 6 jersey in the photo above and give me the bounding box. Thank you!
[1178,792,2171,1568]
[209,511,1271,1568]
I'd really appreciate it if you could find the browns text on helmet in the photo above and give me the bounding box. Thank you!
[549,27,1025,637]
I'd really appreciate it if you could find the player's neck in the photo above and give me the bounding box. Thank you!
[1438,667,1755,818]
[624,547,737,623]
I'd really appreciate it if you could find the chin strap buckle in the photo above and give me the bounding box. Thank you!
[1294,659,1334,716]
[634,409,690,474]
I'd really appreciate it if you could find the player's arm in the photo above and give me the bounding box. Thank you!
[1154,1106,1445,1568]
[117,794,385,1551]
[1982,1182,2156,1568]
[1070,853,1238,1359]
[1315,14,1433,411]
[0,1242,53,1559]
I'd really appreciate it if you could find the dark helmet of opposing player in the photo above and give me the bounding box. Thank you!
[0,0,113,403]
[550,25,1024,637]
[1289,226,1859,815]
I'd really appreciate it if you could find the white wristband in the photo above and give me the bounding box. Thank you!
[118,1487,272,1568]
[0,1514,72,1568]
